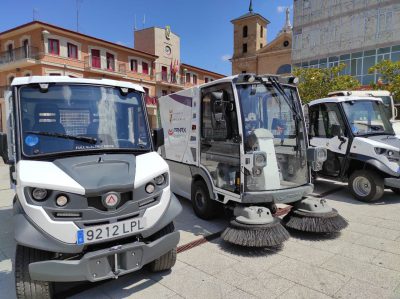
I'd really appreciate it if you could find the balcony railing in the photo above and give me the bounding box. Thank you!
[84,56,126,75]
[155,72,184,85]
[0,46,39,66]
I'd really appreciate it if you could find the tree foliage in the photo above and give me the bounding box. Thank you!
[369,60,400,102]
[293,63,360,104]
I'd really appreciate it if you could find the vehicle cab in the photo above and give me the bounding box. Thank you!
[307,96,400,201]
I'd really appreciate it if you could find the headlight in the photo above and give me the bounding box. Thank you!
[145,183,155,194]
[56,195,68,207]
[32,188,48,201]
[254,152,267,167]
[154,174,165,185]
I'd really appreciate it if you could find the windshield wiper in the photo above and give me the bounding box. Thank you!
[351,122,384,132]
[26,131,98,144]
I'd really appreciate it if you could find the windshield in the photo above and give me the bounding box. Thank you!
[237,83,308,191]
[342,100,394,136]
[20,84,150,156]
[378,96,393,120]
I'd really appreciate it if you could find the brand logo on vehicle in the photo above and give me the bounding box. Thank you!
[102,192,120,209]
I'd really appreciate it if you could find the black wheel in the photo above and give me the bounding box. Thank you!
[391,188,400,195]
[148,223,177,272]
[15,245,54,299]
[191,180,219,219]
[349,170,384,202]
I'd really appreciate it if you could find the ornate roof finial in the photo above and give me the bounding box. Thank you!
[285,7,292,29]
[249,0,253,13]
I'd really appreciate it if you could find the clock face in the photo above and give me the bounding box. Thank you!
[165,46,172,56]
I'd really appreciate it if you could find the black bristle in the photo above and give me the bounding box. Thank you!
[221,220,290,247]
[283,209,348,233]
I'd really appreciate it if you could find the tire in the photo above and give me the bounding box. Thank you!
[191,180,219,220]
[349,170,384,202]
[148,223,177,272]
[391,188,400,195]
[15,245,54,299]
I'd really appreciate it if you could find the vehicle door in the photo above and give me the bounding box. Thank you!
[308,103,349,177]
[200,83,241,194]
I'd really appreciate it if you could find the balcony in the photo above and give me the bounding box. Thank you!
[0,46,39,71]
[84,56,126,76]
[155,72,185,87]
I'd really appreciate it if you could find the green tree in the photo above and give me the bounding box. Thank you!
[369,60,400,102]
[293,63,360,104]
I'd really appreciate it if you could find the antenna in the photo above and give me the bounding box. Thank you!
[33,8,39,21]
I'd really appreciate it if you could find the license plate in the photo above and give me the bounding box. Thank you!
[76,218,146,245]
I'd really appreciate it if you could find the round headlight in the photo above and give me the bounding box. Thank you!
[387,150,394,157]
[145,183,155,194]
[32,188,48,201]
[255,154,266,165]
[154,175,165,185]
[56,195,68,207]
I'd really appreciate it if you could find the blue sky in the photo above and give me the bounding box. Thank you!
[0,0,293,75]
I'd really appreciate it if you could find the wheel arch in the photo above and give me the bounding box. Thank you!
[189,166,215,200]
[346,156,397,178]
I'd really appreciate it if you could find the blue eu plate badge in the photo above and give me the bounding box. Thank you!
[77,230,85,245]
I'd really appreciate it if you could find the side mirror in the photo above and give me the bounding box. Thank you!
[152,128,164,151]
[331,124,342,138]
[0,133,9,164]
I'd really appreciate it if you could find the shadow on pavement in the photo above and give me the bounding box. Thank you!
[287,228,341,242]
[215,238,283,257]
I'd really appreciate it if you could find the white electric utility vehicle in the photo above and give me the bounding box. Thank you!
[328,90,400,135]
[307,96,400,202]
[0,76,182,299]
[158,74,347,248]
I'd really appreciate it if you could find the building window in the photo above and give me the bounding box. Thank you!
[143,87,149,95]
[162,66,168,81]
[260,26,263,38]
[48,39,60,55]
[49,73,61,76]
[243,43,247,53]
[243,26,248,38]
[193,74,198,85]
[23,39,29,58]
[162,90,168,96]
[130,59,138,72]
[91,49,101,68]
[242,70,247,74]
[205,78,209,83]
[186,73,191,83]
[67,43,78,59]
[142,62,149,74]
[106,52,115,71]
[260,43,263,49]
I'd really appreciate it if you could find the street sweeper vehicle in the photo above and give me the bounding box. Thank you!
[158,74,347,247]
[328,90,400,135]
[306,95,400,202]
[0,76,182,299]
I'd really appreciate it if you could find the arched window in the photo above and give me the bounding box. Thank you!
[260,26,264,38]
[243,26,248,38]
[23,39,29,58]
[276,64,292,75]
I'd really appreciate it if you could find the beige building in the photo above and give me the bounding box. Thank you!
[231,1,292,75]
[293,0,400,85]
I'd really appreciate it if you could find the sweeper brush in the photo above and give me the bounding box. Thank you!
[283,198,348,233]
[221,206,290,247]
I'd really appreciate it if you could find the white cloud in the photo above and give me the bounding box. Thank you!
[277,6,286,13]
[221,54,231,62]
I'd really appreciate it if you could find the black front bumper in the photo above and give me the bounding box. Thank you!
[29,230,180,282]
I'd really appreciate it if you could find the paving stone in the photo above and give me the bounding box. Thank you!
[354,235,400,255]
[225,288,258,299]
[337,243,381,263]
[377,219,400,232]
[68,288,111,299]
[278,283,333,299]
[153,264,235,299]
[277,240,334,266]
[321,255,400,291]
[373,251,400,272]
[0,189,14,208]
[269,258,349,296]
[235,271,294,298]
[177,245,237,275]
[334,278,397,299]
[347,222,400,241]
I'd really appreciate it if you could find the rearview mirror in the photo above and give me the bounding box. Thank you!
[331,124,342,138]
[152,128,164,151]
[0,133,10,164]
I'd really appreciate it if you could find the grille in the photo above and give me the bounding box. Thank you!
[87,192,132,211]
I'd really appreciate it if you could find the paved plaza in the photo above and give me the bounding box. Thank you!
[0,162,399,299]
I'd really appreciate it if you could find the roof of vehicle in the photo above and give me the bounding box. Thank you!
[309,96,383,106]
[11,76,145,93]
[328,90,391,97]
